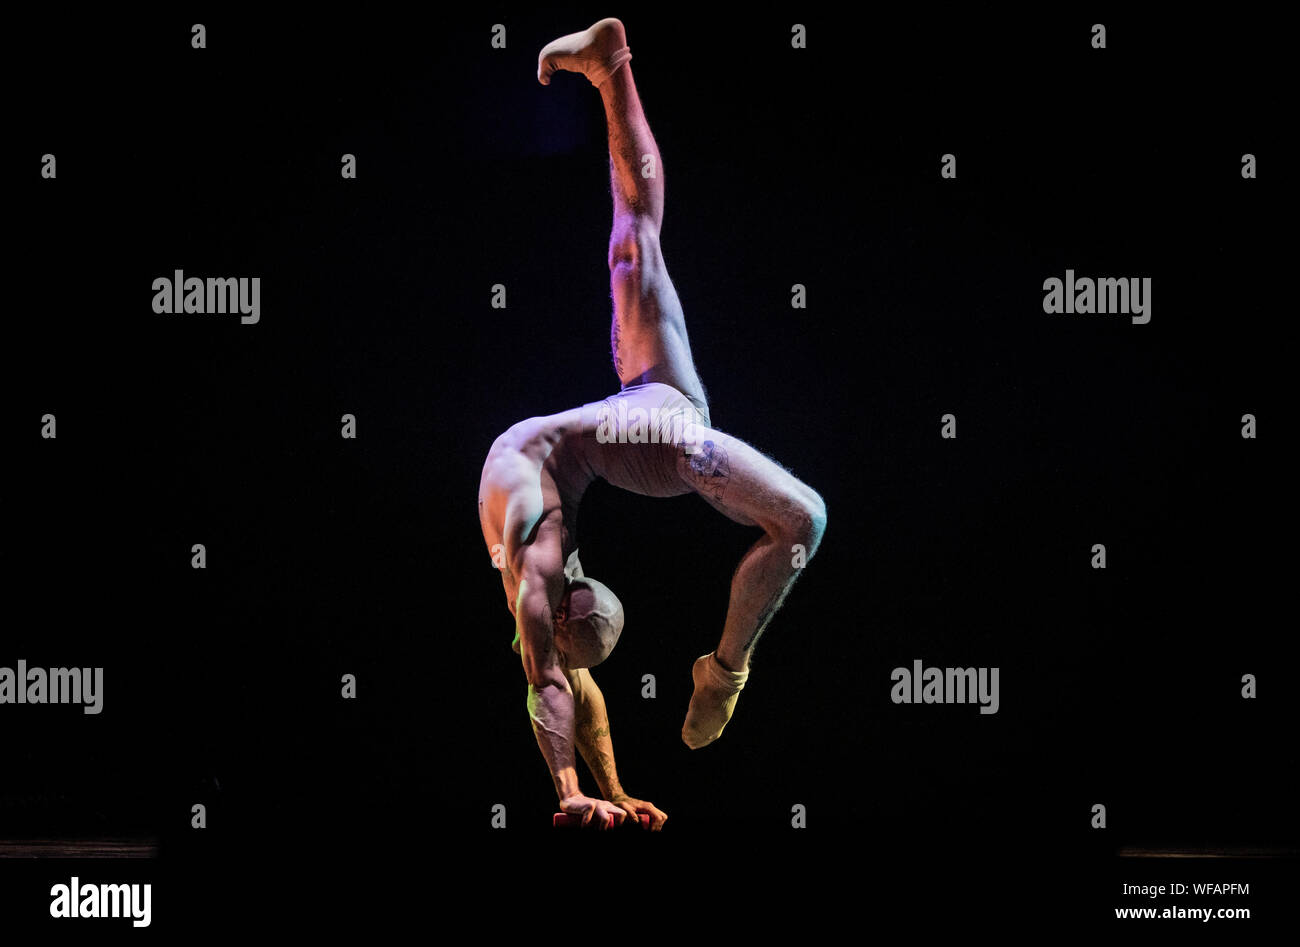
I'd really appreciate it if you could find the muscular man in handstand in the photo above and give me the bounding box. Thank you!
[477,18,827,830]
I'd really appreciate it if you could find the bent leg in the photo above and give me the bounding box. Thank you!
[676,427,827,748]
[677,428,827,670]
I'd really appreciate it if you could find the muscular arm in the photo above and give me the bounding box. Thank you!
[484,427,626,824]
[516,554,581,802]
[567,667,624,801]
[569,665,669,830]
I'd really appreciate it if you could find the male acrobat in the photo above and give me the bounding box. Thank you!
[477,18,827,830]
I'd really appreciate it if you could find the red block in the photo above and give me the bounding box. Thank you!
[553,811,651,829]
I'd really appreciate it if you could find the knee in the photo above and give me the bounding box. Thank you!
[608,216,663,274]
[779,487,827,557]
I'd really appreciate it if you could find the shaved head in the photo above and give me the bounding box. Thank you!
[554,577,624,668]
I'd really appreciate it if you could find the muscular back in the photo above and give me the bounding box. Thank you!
[478,409,590,613]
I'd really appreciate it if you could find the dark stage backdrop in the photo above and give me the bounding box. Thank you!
[6,4,1294,934]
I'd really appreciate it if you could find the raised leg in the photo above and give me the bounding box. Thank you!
[538,18,707,412]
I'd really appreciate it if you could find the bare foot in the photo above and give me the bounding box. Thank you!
[537,17,631,87]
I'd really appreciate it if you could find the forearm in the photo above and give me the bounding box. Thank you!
[570,670,624,800]
[527,680,582,801]
[516,566,584,802]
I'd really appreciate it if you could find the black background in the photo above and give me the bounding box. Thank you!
[6,4,1294,933]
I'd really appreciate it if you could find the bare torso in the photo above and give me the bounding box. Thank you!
[478,385,707,613]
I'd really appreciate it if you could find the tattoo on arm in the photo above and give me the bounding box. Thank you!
[576,721,621,798]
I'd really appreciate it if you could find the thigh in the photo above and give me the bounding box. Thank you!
[610,253,708,413]
[675,426,814,533]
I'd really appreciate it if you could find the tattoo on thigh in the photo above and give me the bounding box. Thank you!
[682,439,730,500]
